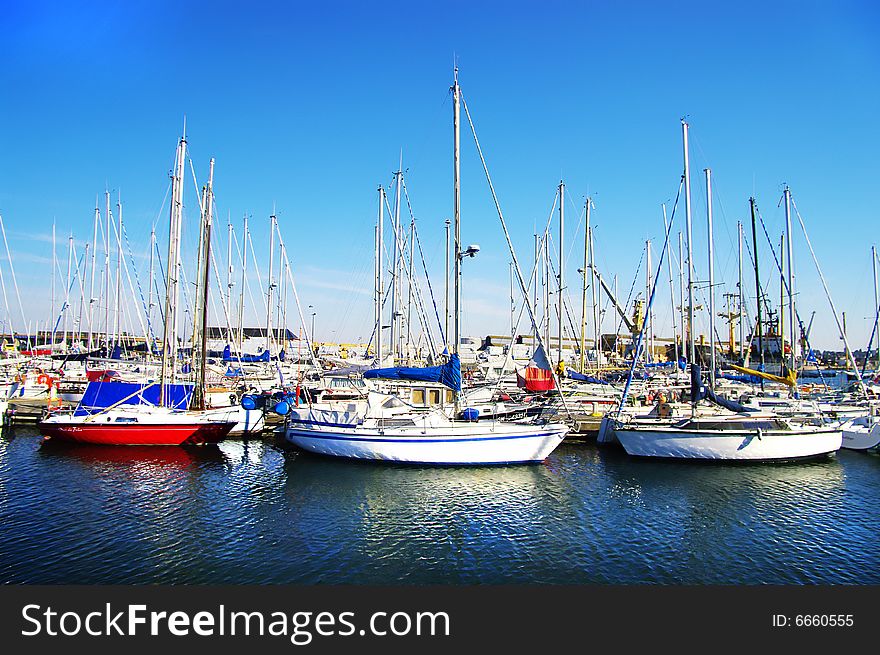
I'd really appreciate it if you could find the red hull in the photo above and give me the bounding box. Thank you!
[39,421,236,446]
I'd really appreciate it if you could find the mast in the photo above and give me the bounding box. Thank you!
[376,186,384,362]
[678,231,685,361]
[589,207,599,374]
[452,67,461,361]
[645,239,652,364]
[390,167,402,361]
[749,197,765,375]
[190,158,214,412]
[226,215,233,344]
[682,121,696,379]
[738,221,744,361]
[558,180,564,366]
[148,228,155,348]
[87,199,99,351]
[533,233,539,345]
[783,185,796,374]
[444,218,450,351]
[51,220,56,345]
[266,213,276,355]
[160,129,187,406]
[579,200,589,373]
[63,234,72,347]
[115,192,123,351]
[237,215,248,358]
[104,190,111,353]
[406,218,414,363]
[705,168,715,387]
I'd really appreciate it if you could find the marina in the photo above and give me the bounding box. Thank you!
[1,2,878,594]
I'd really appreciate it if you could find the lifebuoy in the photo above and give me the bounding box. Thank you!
[37,374,51,386]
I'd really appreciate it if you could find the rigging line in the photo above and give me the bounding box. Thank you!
[460,91,572,418]
[121,216,155,343]
[0,213,33,349]
[755,206,812,358]
[401,176,445,348]
[790,194,867,396]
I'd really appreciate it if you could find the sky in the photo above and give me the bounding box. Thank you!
[0,0,878,352]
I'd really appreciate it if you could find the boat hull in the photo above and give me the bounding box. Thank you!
[285,422,569,465]
[841,423,880,451]
[39,421,236,446]
[614,427,842,461]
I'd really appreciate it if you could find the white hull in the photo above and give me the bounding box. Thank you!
[203,406,265,437]
[840,418,880,451]
[285,411,568,465]
[615,425,841,461]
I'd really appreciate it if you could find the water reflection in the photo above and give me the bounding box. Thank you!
[0,430,878,584]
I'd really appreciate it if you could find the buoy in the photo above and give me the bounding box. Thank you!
[274,400,290,416]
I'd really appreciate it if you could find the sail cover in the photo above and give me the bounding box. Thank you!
[690,364,757,413]
[74,381,193,416]
[567,370,609,384]
[363,353,461,392]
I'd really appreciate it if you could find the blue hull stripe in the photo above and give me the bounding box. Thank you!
[285,430,563,444]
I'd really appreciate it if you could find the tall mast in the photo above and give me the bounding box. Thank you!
[645,239,652,364]
[705,168,715,387]
[579,201,588,373]
[148,228,155,348]
[375,186,384,362]
[51,220,56,345]
[783,185,796,374]
[678,231,685,361]
[266,213,276,355]
[452,67,461,360]
[390,168,402,361]
[533,233,539,345]
[87,199,99,351]
[237,215,248,357]
[226,214,233,341]
[406,218,414,363]
[589,208,599,373]
[682,120,696,377]
[104,190,111,352]
[558,180,564,366]
[738,221,744,361]
[63,234,72,347]
[191,158,214,412]
[444,218,450,351]
[749,197,764,375]
[160,128,187,406]
[115,192,123,350]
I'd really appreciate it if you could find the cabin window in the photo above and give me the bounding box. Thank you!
[445,390,454,403]
[411,389,425,405]
[429,389,441,405]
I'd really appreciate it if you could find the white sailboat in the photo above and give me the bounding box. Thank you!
[284,70,570,465]
[609,121,841,462]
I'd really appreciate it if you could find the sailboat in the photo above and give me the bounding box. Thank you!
[607,121,841,462]
[39,132,238,446]
[283,70,570,464]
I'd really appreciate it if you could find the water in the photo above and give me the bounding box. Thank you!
[1,427,878,584]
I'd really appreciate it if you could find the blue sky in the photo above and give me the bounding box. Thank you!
[1,0,878,351]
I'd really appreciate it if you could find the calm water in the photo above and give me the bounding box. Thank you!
[1,427,878,584]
